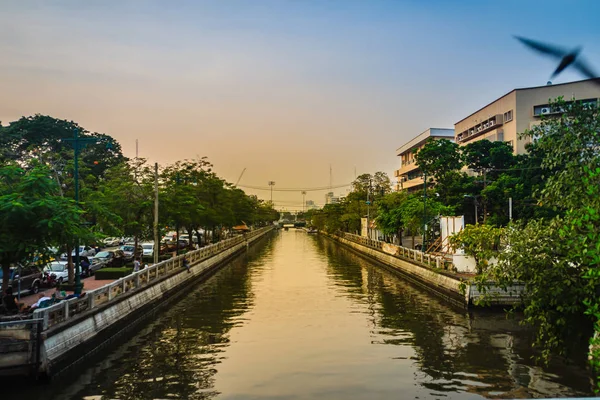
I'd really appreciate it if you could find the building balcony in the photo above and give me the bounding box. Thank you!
[399,176,424,191]
[396,162,420,176]
[456,114,503,144]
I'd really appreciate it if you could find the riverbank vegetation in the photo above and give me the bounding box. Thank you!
[0,115,279,292]
[309,98,600,387]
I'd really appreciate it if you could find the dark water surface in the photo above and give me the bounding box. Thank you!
[17,231,595,399]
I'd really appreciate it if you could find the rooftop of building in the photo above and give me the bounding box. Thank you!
[396,128,455,156]
[454,77,600,125]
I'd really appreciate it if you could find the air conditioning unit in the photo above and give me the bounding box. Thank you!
[540,107,551,115]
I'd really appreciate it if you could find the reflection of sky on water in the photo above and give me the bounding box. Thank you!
[14,231,593,399]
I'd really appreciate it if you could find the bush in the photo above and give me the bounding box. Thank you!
[58,282,84,291]
[95,267,133,280]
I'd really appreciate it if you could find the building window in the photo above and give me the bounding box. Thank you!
[503,110,513,122]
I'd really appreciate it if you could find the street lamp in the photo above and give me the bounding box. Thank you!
[422,171,427,253]
[301,191,306,214]
[268,181,275,203]
[366,177,372,239]
[62,129,112,295]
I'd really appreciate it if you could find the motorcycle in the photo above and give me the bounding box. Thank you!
[42,271,58,287]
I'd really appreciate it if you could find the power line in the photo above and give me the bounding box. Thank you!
[237,183,351,192]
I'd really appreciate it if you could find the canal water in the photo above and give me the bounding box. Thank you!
[18,230,595,399]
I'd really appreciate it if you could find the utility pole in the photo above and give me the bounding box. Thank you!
[422,171,427,253]
[301,191,306,213]
[153,163,159,265]
[366,177,372,239]
[136,139,139,159]
[62,129,110,295]
[509,197,513,221]
[268,181,275,203]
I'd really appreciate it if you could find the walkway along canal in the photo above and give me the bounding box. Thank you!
[3,229,595,399]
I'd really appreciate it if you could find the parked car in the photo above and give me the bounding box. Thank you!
[92,250,125,268]
[121,237,134,245]
[0,264,43,295]
[120,244,143,261]
[141,242,155,257]
[161,235,174,244]
[103,237,121,247]
[44,255,95,283]
[44,261,69,284]
[60,245,96,260]
[161,240,187,252]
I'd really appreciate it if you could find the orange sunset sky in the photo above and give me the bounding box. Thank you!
[2,1,599,210]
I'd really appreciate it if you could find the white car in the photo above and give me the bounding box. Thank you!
[60,245,96,260]
[44,261,69,284]
[141,242,155,257]
[103,237,121,247]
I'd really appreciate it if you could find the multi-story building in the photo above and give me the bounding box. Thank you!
[305,200,317,210]
[325,191,340,205]
[394,128,455,192]
[455,78,600,154]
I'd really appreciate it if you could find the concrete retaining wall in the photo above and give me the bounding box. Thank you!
[30,227,273,378]
[325,233,468,306]
[323,232,523,308]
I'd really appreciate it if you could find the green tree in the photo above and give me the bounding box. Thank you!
[472,99,600,385]
[414,138,463,181]
[461,140,515,180]
[461,140,516,222]
[0,163,84,291]
[448,224,504,275]
[414,139,475,214]
[97,159,154,250]
[376,191,409,238]
[1,115,125,181]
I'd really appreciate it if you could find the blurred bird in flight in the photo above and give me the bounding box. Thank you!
[515,36,599,84]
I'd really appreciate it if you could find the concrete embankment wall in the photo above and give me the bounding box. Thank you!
[322,232,524,308]
[322,233,468,307]
[37,227,274,378]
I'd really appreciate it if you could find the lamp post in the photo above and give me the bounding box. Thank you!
[62,129,111,295]
[301,191,306,214]
[268,181,275,203]
[422,171,427,253]
[366,177,372,239]
[174,173,183,256]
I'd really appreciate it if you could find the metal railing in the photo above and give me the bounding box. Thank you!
[338,232,444,269]
[33,227,272,330]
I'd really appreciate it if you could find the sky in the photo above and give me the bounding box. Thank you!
[1,0,600,211]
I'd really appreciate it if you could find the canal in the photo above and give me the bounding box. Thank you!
[15,230,595,399]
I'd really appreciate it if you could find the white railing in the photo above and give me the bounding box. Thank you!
[34,226,273,330]
[338,232,443,269]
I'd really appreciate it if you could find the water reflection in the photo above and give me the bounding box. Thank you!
[11,231,594,399]
[315,237,593,398]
